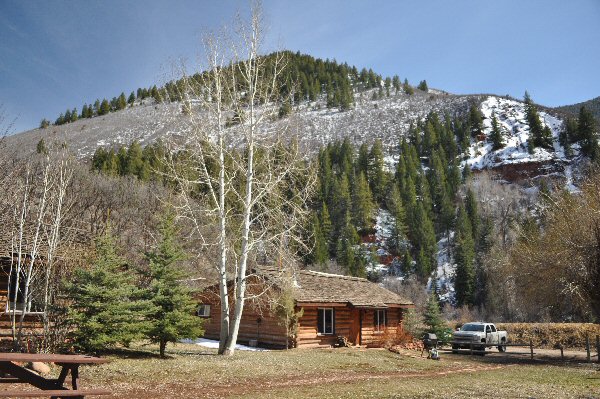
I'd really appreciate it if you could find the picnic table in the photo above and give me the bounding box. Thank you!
[0,353,110,398]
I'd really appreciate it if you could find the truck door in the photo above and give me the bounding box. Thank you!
[485,325,494,344]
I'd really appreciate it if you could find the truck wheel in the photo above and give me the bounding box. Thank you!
[477,346,486,355]
[498,342,506,352]
[452,344,459,354]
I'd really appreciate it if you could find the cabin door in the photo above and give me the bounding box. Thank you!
[349,308,361,345]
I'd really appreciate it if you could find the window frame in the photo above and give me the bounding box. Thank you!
[317,308,334,335]
[374,309,387,333]
[196,304,211,318]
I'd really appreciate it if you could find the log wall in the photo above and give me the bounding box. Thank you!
[296,306,406,348]
[199,291,289,348]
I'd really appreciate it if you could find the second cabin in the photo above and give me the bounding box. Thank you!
[198,267,414,349]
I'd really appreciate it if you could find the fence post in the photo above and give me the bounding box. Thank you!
[560,345,564,361]
[596,335,599,364]
[586,335,591,363]
[529,339,533,360]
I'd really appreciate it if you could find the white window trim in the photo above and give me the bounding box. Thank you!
[317,308,334,335]
[196,304,211,317]
[374,309,386,333]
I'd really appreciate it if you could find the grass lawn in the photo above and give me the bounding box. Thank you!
[69,343,600,398]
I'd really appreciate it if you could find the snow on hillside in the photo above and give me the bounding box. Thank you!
[5,89,475,160]
[464,96,568,170]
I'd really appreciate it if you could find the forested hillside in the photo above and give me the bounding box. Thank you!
[12,47,600,325]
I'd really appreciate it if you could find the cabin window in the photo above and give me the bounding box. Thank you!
[317,308,334,335]
[7,268,31,312]
[196,304,211,317]
[374,309,386,333]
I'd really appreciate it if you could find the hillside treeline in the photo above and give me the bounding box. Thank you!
[40,51,425,129]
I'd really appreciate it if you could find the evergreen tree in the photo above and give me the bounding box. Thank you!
[423,291,446,339]
[468,104,484,138]
[386,184,407,253]
[465,188,479,245]
[65,228,151,353]
[99,99,111,115]
[403,78,414,95]
[417,80,428,92]
[93,99,100,116]
[319,202,333,255]
[142,213,204,358]
[392,75,401,93]
[39,118,50,129]
[489,112,505,150]
[578,106,599,160]
[36,138,48,155]
[454,205,475,307]
[351,172,374,232]
[525,92,552,150]
[368,139,387,201]
[118,92,127,110]
[560,118,576,158]
[71,107,78,122]
[128,91,136,105]
[356,143,370,177]
[309,214,329,266]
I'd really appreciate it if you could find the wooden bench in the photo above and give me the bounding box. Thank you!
[0,353,110,398]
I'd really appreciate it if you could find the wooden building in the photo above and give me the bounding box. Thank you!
[0,255,44,348]
[198,267,413,349]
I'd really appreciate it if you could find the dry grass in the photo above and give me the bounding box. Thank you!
[497,323,600,349]
[51,342,600,398]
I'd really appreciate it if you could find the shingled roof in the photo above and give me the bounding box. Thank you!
[254,267,413,308]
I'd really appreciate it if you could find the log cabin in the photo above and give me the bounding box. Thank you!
[198,267,414,349]
[0,255,45,348]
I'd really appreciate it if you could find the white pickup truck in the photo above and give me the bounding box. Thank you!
[451,322,507,353]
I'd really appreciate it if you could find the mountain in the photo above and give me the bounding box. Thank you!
[6,87,581,192]
[555,96,600,121]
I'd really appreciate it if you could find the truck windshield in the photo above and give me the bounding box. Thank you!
[461,324,485,332]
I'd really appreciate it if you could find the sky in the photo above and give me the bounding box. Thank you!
[1,0,599,133]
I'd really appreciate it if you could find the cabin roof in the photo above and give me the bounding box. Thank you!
[255,266,413,308]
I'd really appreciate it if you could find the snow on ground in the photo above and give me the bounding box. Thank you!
[374,209,394,244]
[428,232,456,304]
[464,96,567,170]
[183,338,269,351]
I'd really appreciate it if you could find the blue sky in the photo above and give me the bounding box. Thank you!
[1,0,599,133]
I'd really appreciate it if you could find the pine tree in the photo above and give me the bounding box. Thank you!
[392,75,401,93]
[525,92,552,150]
[423,291,446,339]
[128,91,136,105]
[118,92,127,110]
[351,172,374,232]
[320,202,333,255]
[417,80,428,92]
[142,213,204,358]
[309,214,329,266]
[403,78,414,95]
[386,185,407,253]
[578,106,598,160]
[65,228,151,353]
[39,118,50,129]
[454,205,475,307]
[36,138,48,154]
[468,104,484,138]
[99,99,111,115]
[465,188,479,245]
[71,107,78,122]
[368,139,387,201]
[489,113,505,150]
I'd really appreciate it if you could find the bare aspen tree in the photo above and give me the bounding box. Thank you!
[162,3,313,355]
[4,144,74,349]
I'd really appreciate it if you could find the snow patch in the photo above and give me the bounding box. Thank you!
[183,338,269,351]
